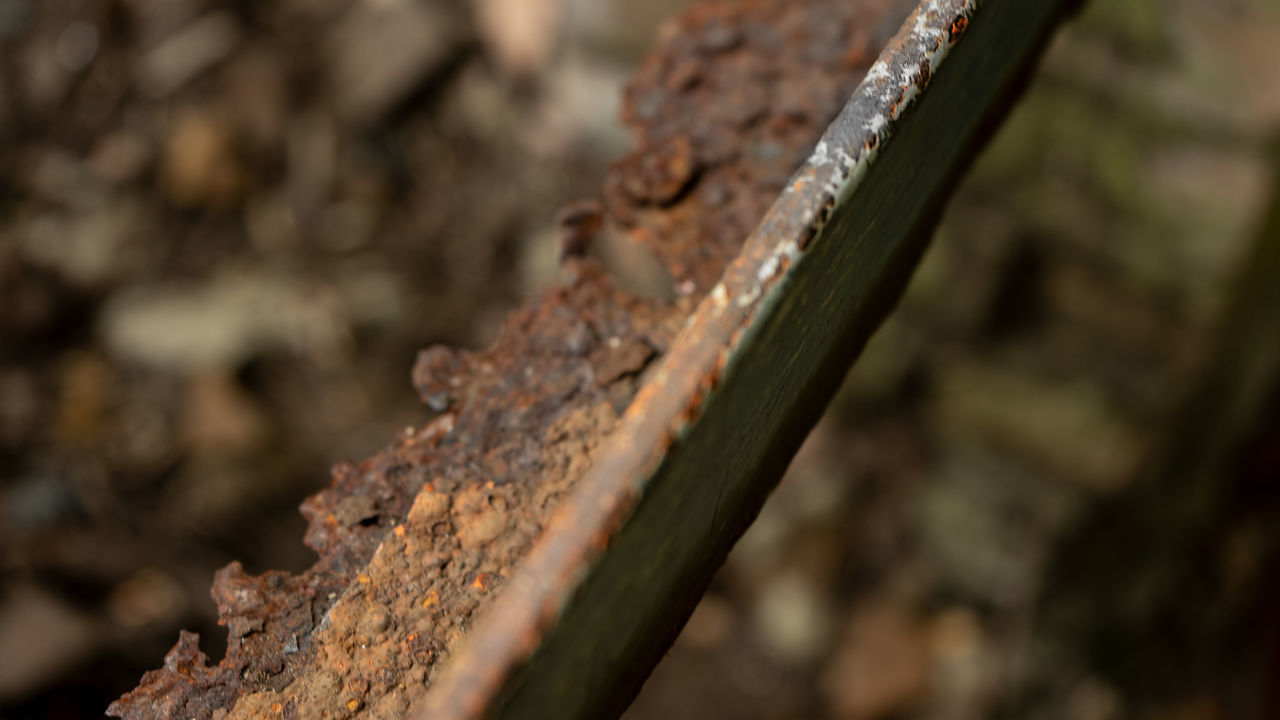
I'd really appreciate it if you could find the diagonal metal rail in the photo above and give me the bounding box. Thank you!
[420,1,1083,718]
[108,2,1084,719]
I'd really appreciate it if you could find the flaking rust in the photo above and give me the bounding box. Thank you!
[419,0,1081,717]
[607,0,911,296]
[108,1,906,718]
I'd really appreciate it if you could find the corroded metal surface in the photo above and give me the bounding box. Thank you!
[108,1,903,718]
[604,0,908,296]
[420,0,1081,718]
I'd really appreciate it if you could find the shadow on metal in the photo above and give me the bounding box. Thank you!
[419,1,1084,718]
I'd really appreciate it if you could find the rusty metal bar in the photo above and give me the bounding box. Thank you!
[107,2,1083,719]
[109,3,907,718]
[420,1,1082,718]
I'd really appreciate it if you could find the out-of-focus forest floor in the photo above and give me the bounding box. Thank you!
[1,0,1278,718]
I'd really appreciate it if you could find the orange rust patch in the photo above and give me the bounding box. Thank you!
[109,1,902,718]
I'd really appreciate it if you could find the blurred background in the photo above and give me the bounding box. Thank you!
[1,0,1278,718]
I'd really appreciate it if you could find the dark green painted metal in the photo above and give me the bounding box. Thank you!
[420,1,1083,718]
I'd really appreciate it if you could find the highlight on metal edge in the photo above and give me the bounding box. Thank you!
[420,0,1082,717]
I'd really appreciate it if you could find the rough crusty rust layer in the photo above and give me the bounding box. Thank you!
[108,1,903,718]
[608,0,901,294]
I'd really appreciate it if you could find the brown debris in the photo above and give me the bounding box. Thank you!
[555,200,605,260]
[109,1,895,718]
[822,601,930,720]
[326,1,469,125]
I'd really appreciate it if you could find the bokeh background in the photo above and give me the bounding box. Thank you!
[2,0,1279,718]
